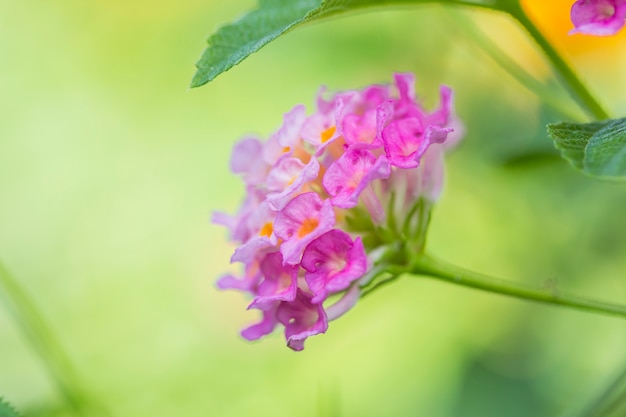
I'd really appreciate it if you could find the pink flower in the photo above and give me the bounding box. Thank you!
[395,72,416,102]
[262,105,307,164]
[342,109,380,147]
[301,91,350,151]
[301,113,341,149]
[217,247,267,292]
[241,303,279,341]
[341,85,390,148]
[230,137,269,186]
[382,120,452,169]
[212,188,266,244]
[216,268,260,292]
[249,251,298,307]
[301,230,367,304]
[266,157,320,210]
[425,86,454,128]
[215,73,463,350]
[229,201,278,262]
[277,290,328,351]
[570,0,626,36]
[273,192,336,265]
[322,145,390,209]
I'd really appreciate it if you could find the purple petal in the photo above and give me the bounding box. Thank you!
[216,273,256,291]
[383,118,452,169]
[277,291,328,351]
[301,231,367,304]
[322,146,390,208]
[570,0,626,36]
[249,252,299,306]
[241,303,279,341]
[301,113,338,147]
[212,189,268,244]
[342,109,380,148]
[425,85,453,127]
[394,73,416,102]
[263,105,307,164]
[230,137,269,185]
[275,105,307,148]
[273,193,336,265]
[266,157,320,210]
[230,236,276,264]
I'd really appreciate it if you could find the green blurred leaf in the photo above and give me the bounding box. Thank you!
[191,0,513,87]
[0,398,22,417]
[568,365,626,417]
[547,119,626,179]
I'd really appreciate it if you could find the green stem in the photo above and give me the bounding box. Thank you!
[0,261,104,416]
[508,4,610,121]
[445,8,583,121]
[412,253,626,319]
[360,264,406,298]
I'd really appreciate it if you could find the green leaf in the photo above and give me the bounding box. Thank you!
[548,118,626,179]
[191,0,509,87]
[547,121,609,170]
[191,0,323,87]
[585,119,626,177]
[0,398,22,417]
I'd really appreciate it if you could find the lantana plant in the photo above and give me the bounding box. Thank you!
[214,73,459,350]
[3,1,626,415]
[200,0,626,352]
[214,71,626,350]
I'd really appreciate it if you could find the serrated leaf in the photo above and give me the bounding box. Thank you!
[191,0,510,87]
[547,118,626,179]
[547,121,608,169]
[191,0,322,87]
[584,119,626,177]
[0,398,22,417]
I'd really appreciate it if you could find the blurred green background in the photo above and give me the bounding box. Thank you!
[1,0,626,416]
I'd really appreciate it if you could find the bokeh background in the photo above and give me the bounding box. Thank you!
[1,0,626,416]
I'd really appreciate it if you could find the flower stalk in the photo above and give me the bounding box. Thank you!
[445,8,584,121]
[508,4,611,121]
[410,253,626,319]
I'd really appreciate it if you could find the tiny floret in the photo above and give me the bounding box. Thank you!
[214,73,462,350]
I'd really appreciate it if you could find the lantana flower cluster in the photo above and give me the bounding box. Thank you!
[214,73,461,350]
[570,0,626,36]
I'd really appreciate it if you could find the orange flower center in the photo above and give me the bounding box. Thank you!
[320,126,336,143]
[297,218,319,238]
[259,222,273,237]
